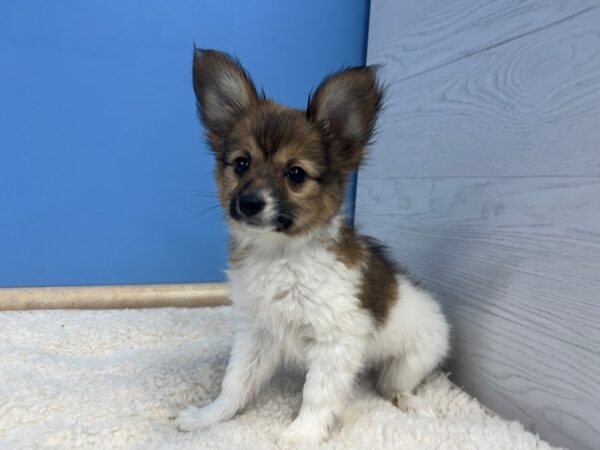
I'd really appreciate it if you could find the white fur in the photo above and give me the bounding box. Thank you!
[175,215,450,443]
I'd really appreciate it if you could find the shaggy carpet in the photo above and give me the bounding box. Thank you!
[0,307,556,449]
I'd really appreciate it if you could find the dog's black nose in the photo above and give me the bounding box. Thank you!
[238,194,265,217]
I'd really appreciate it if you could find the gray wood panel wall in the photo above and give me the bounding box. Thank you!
[357,2,600,449]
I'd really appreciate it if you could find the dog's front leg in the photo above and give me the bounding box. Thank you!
[279,340,364,444]
[176,326,279,431]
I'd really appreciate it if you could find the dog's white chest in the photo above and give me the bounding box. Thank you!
[228,244,365,360]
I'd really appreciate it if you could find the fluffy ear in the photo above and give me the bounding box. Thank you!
[307,66,383,171]
[192,48,258,146]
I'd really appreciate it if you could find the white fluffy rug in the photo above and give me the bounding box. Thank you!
[0,307,555,450]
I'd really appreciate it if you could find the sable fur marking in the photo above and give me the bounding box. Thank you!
[358,237,400,325]
[175,48,450,444]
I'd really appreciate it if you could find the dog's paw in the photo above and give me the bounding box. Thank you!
[391,393,437,418]
[175,405,213,432]
[277,421,328,447]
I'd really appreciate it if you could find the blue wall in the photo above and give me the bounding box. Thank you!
[0,1,369,287]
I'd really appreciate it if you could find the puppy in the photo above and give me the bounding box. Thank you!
[175,49,450,444]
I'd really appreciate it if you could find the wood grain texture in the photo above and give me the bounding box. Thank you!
[357,176,600,449]
[368,0,599,80]
[360,1,600,449]
[366,2,600,177]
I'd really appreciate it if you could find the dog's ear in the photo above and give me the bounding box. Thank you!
[192,48,258,148]
[307,66,382,171]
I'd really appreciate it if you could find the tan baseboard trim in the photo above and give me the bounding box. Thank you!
[0,283,230,311]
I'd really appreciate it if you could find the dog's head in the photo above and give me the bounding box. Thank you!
[192,49,382,236]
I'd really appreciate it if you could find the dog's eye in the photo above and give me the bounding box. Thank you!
[286,166,306,184]
[233,157,250,175]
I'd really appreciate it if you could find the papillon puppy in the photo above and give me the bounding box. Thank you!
[175,49,450,444]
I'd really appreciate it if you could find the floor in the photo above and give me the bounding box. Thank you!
[0,306,557,449]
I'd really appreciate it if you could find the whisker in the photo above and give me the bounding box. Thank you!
[184,189,217,195]
[195,209,226,222]
[186,192,218,198]
[188,204,222,216]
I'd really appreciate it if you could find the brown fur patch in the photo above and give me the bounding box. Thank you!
[307,66,383,172]
[329,224,364,269]
[358,236,399,325]
[192,49,258,142]
[329,226,399,325]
